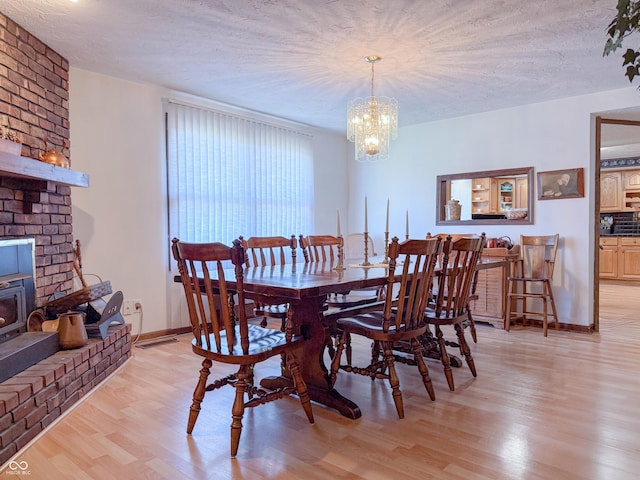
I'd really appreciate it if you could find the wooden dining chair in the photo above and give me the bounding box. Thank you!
[329,236,442,418]
[300,234,381,309]
[423,234,485,391]
[299,234,341,263]
[428,232,485,343]
[171,238,314,458]
[506,234,560,337]
[239,235,297,330]
[344,232,378,260]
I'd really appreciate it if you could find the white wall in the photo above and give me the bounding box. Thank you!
[69,68,348,335]
[69,66,640,330]
[346,87,640,327]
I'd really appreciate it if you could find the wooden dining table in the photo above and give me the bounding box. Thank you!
[226,261,394,419]
[176,256,508,419]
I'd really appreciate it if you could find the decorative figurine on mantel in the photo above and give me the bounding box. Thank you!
[39,135,70,168]
[0,124,22,156]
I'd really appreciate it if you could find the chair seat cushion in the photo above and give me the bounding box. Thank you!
[507,276,551,282]
[326,292,379,309]
[337,312,427,341]
[423,307,466,326]
[192,324,304,363]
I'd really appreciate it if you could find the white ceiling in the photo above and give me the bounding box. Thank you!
[1,0,637,134]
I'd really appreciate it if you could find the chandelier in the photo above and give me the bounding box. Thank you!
[347,55,398,162]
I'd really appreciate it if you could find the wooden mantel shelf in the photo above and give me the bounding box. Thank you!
[0,151,89,188]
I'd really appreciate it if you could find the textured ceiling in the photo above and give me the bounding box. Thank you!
[1,0,635,133]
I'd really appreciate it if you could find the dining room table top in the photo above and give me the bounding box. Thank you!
[174,256,508,300]
[221,261,393,300]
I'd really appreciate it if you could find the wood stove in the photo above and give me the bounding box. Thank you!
[0,238,58,383]
[0,238,35,341]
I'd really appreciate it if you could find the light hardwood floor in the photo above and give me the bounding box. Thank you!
[3,282,640,479]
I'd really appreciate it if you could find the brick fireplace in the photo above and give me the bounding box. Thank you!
[0,12,132,466]
[1,12,75,303]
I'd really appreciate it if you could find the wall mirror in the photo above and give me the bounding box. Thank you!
[436,167,534,225]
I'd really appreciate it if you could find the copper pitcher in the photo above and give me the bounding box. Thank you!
[57,311,88,349]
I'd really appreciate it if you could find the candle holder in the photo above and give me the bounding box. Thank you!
[360,231,372,266]
[383,231,389,263]
[335,234,346,271]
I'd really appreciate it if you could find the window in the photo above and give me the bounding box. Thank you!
[166,100,314,245]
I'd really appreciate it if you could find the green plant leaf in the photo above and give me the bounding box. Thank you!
[623,48,640,64]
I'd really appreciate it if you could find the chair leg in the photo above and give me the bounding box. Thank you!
[455,323,476,377]
[542,296,548,337]
[230,365,250,458]
[466,303,477,343]
[329,331,346,385]
[286,354,315,424]
[435,325,455,391]
[382,341,404,419]
[410,337,435,401]
[187,358,212,434]
[506,280,514,331]
[546,280,560,331]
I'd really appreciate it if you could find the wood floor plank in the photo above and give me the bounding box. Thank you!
[3,281,640,479]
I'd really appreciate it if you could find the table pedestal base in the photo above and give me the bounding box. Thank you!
[260,376,361,419]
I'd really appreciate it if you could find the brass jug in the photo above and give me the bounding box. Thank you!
[57,311,88,349]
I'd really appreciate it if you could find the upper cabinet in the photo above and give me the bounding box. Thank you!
[623,170,640,190]
[601,171,622,212]
[600,169,640,212]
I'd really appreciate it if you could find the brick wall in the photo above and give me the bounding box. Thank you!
[0,12,74,306]
[0,325,132,465]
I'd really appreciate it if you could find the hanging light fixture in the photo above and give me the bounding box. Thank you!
[347,55,398,162]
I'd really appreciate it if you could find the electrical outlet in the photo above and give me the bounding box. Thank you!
[122,299,142,315]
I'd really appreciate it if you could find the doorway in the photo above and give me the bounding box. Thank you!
[595,116,640,332]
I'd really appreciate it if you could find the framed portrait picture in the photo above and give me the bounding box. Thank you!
[537,168,584,200]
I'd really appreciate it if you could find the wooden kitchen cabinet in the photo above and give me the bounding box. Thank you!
[468,246,519,328]
[619,237,640,280]
[600,171,622,212]
[515,177,528,208]
[623,190,640,211]
[599,237,618,279]
[492,177,527,212]
[471,177,491,214]
[599,236,640,280]
[623,170,640,190]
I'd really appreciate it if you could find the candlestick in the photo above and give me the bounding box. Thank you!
[335,234,346,271]
[364,196,368,233]
[385,198,389,233]
[405,209,409,240]
[336,209,341,237]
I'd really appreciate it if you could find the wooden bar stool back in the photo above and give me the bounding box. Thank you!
[506,234,560,337]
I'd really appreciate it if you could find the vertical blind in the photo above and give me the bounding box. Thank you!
[166,101,314,245]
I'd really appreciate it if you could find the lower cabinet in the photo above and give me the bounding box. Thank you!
[599,237,618,278]
[468,247,519,328]
[619,237,640,280]
[599,237,640,280]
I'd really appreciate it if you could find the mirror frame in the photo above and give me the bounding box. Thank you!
[436,167,535,225]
